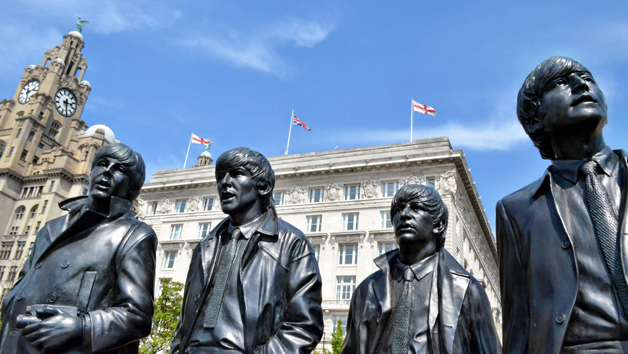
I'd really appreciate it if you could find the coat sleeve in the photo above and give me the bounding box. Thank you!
[254,239,323,354]
[457,281,502,354]
[496,200,528,354]
[171,245,202,354]
[87,224,157,352]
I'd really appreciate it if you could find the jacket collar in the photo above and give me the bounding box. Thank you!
[204,207,278,242]
[59,195,134,220]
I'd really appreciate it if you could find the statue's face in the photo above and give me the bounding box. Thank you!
[89,157,132,201]
[217,166,260,215]
[392,200,436,250]
[539,70,607,136]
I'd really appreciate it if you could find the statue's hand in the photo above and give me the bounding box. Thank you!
[22,306,82,352]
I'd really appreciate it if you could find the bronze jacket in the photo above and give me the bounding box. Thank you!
[171,210,323,354]
[0,196,157,354]
[341,249,500,354]
[496,150,628,354]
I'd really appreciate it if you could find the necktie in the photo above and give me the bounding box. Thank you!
[203,228,240,328]
[392,267,414,354]
[580,160,628,316]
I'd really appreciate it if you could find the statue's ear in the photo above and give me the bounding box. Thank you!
[432,219,446,235]
[257,182,272,197]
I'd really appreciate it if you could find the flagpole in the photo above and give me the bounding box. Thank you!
[284,109,294,155]
[410,99,414,142]
[183,133,192,169]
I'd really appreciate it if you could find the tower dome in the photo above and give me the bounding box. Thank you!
[67,31,84,41]
[197,150,213,166]
[85,124,115,143]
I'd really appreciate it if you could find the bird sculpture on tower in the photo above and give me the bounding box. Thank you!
[76,17,89,33]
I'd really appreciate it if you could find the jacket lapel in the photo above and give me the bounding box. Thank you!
[200,218,228,283]
[616,150,628,284]
[438,250,470,354]
[30,215,67,266]
[371,252,395,352]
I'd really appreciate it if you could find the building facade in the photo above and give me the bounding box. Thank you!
[138,137,501,350]
[0,31,117,297]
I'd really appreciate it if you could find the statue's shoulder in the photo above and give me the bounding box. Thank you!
[499,168,550,209]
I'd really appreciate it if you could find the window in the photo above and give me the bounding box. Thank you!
[378,243,399,256]
[9,227,18,236]
[175,200,187,213]
[157,278,171,296]
[198,223,211,238]
[333,315,348,334]
[150,202,158,215]
[27,131,35,142]
[344,185,360,200]
[273,192,284,206]
[380,211,392,229]
[342,213,359,231]
[35,221,41,234]
[203,198,215,211]
[306,215,322,233]
[14,242,25,259]
[28,242,34,256]
[8,266,17,282]
[336,276,356,300]
[15,129,21,138]
[20,149,28,161]
[339,244,358,265]
[309,188,324,203]
[381,182,399,197]
[14,206,25,220]
[29,205,38,218]
[163,252,176,269]
[41,200,48,214]
[48,181,55,193]
[8,147,14,157]
[0,243,12,260]
[24,226,30,235]
[427,177,436,188]
[169,225,182,240]
[0,266,5,280]
[313,245,320,262]
[49,122,61,139]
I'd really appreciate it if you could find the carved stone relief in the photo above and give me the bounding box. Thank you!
[187,196,202,212]
[131,198,146,220]
[362,179,378,198]
[286,186,307,204]
[157,198,173,214]
[325,183,342,201]
[440,169,457,195]
[401,175,425,186]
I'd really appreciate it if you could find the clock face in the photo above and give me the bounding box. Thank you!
[18,80,40,104]
[54,88,77,117]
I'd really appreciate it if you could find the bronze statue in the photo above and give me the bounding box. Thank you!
[171,147,323,354]
[342,184,500,354]
[0,143,157,353]
[497,56,628,353]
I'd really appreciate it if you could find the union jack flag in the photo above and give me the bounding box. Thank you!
[292,115,311,131]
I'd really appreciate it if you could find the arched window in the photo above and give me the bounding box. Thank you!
[14,206,25,220]
[49,122,61,139]
[29,205,38,219]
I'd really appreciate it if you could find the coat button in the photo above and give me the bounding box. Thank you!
[194,293,201,302]
[556,313,565,324]
[561,241,570,249]
[16,293,23,301]
[47,294,57,303]
[61,261,70,268]
[35,262,43,269]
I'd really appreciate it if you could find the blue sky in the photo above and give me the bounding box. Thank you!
[2,0,628,232]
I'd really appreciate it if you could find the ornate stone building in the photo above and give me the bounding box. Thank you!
[0,31,117,297]
[138,137,501,350]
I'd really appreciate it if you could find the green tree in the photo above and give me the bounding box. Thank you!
[140,279,184,354]
[331,319,345,354]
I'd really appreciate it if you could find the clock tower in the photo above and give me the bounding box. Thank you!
[0,31,117,297]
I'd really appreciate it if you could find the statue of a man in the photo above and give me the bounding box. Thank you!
[497,56,628,353]
[0,143,157,353]
[171,147,323,354]
[342,184,500,354]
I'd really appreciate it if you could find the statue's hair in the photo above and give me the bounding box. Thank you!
[390,184,448,249]
[215,147,275,208]
[91,143,146,201]
[517,56,591,159]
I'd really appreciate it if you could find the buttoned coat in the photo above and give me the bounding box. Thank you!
[170,210,323,354]
[340,249,500,354]
[0,196,157,354]
[496,149,628,354]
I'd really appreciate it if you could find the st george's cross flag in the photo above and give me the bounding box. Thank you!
[292,115,311,131]
[412,99,437,116]
[191,133,212,145]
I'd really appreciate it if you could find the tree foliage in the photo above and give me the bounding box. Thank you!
[140,279,184,354]
[331,319,345,354]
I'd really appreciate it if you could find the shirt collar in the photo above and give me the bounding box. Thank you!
[551,145,617,184]
[393,252,438,282]
[227,212,267,239]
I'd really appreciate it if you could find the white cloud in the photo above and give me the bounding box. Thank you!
[177,18,334,76]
